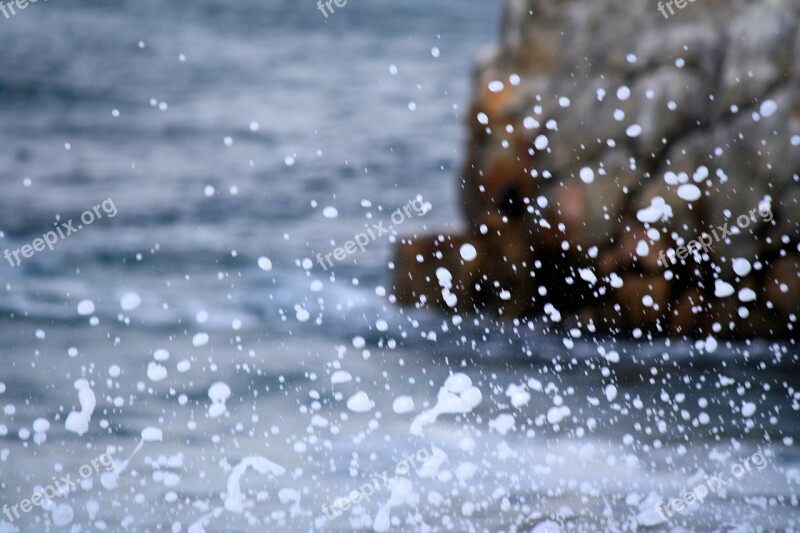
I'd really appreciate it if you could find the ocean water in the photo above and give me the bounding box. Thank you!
[1,0,799,531]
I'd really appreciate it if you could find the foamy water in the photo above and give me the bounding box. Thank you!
[0,0,798,531]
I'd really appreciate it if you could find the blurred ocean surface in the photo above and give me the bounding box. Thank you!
[0,0,798,530]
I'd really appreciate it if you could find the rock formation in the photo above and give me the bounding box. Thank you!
[391,0,800,339]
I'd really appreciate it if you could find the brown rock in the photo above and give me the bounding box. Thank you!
[391,235,486,313]
[392,0,800,339]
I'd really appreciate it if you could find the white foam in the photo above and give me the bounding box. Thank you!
[714,279,735,298]
[208,382,231,418]
[636,196,673,223]
[505,383,530,407]
[102,441,143,490]
[192,332,209,347]
[738,288,757,302]
[77,300,95,316]
[605,384,618,402]
[65,380,96,436]
[459,244,477,262]
[142,427,163,442]
[417,447,447,479]
[626,124,642,138]
[224,456,286,513]
[732,258,752,277]
[760,99,777,117]
[51,503,74,526]
[147,362,168,382]
[120,292,142,311]
[410,373,482,436]
[677,183,702,202]
[550,405,572,425]
[392,396,415,414]
[32,417,50,433]
[331,370,352,385]
[346,391,375,413]
[257,257,273,271]
[373,478,416,532]
[579,267,597,285]
[489,413,516,435]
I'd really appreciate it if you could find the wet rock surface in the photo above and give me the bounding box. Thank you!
[392,0,800,339]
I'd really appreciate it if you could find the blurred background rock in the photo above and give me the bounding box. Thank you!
[393,0,800,339]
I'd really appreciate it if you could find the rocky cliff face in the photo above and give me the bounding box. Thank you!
[391,0,800,339]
